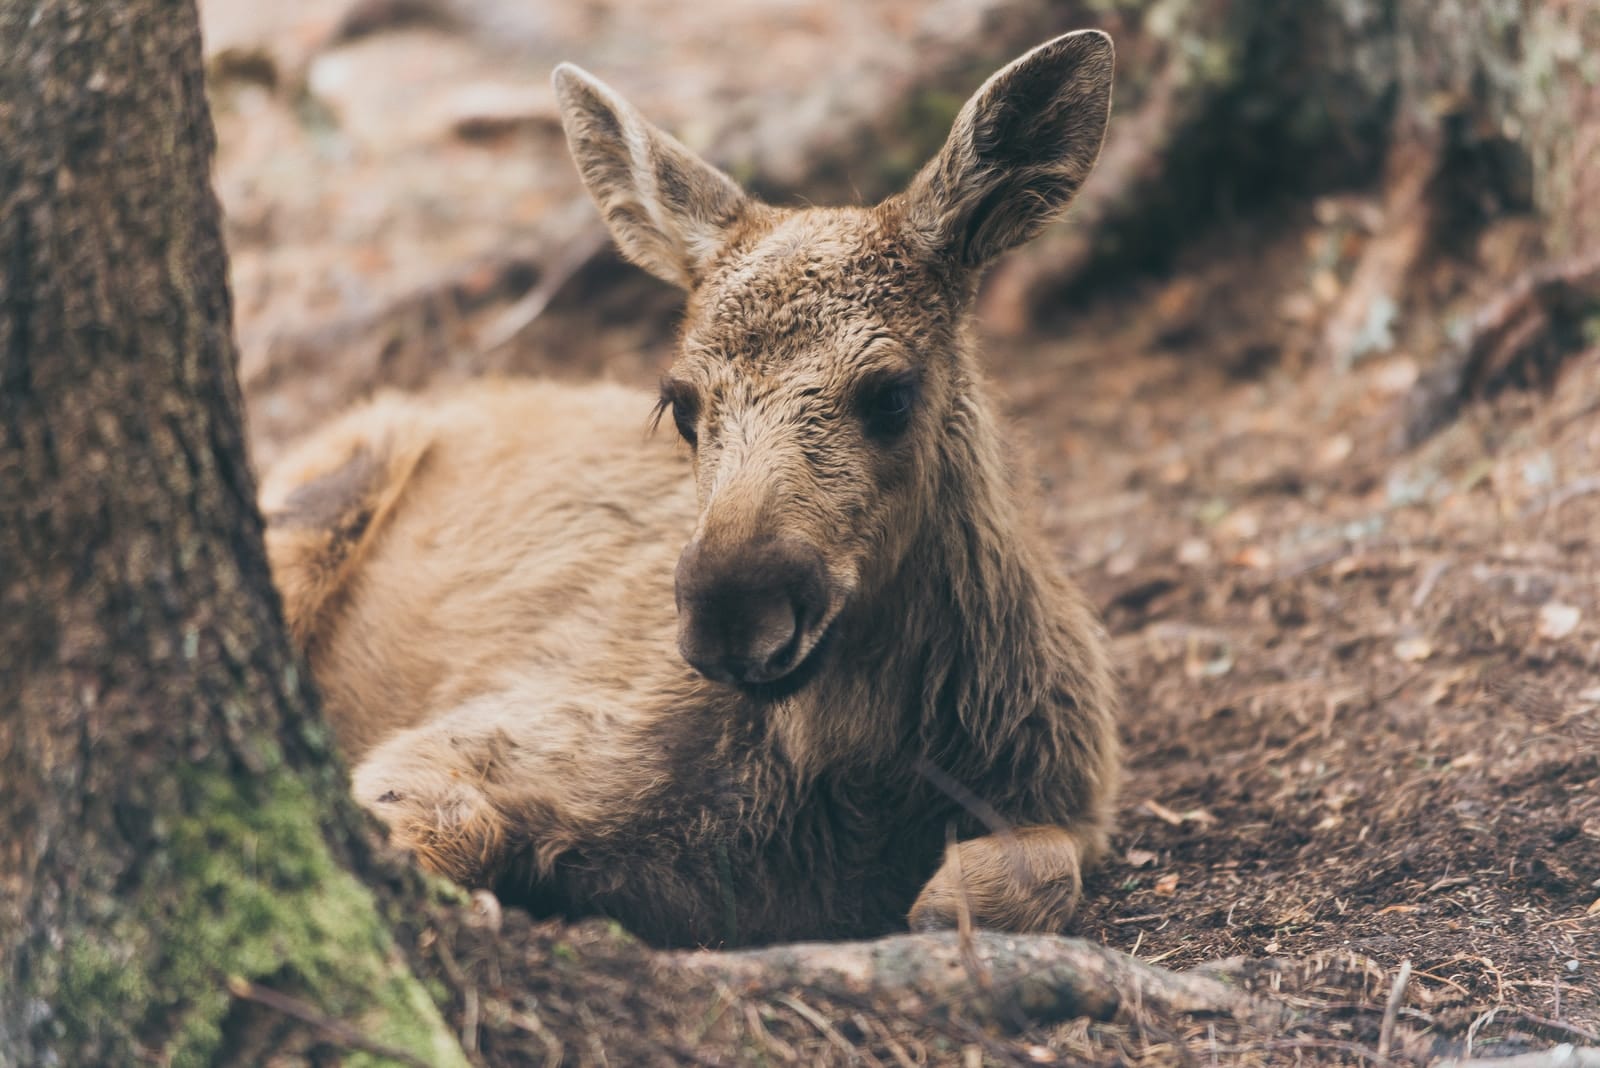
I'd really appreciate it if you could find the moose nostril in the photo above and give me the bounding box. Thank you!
[674,536,830,685]
[745,599,801,671]
[764,612,804,669]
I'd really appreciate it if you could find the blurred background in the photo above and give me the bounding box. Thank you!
[202,0,1599,1038]
[205,0,1597,464]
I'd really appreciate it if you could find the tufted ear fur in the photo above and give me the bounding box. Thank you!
[901,30,1114,270]
[553,63,751,289]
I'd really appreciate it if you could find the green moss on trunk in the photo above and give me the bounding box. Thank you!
[60,764,468,1067]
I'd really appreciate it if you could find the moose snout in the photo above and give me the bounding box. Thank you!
[674,534,834,687]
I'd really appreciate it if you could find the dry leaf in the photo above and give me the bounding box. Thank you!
[1143,799,1185,825]
[1105,549,1139,577]
[1394,636,1433,662]
[1537,602,1581,640]
[1126,848,1159,869]
[1177,538,1211,565]
[1142,799,1216,826]
[1154,873,1180,896]
[1377,904,1421,915]
[1184,644,1235,679]
[1154,278,1198,322]
[1371,355,1419,395]
[1280,292,1318,324]
[1217,511,1261,540]
[1317,434,1354,467]
[1232,545,1274,570]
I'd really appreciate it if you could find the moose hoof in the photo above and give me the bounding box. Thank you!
[907,898,961,933]
[357,775,507,886]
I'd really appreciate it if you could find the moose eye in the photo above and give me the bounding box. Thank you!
[672,397,699,446]
[863,377,916,438]
[655,381,699,447]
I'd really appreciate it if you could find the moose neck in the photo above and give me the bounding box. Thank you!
[924,382,1059,751]
[819,368,1063,777]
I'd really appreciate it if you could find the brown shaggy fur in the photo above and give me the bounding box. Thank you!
[261,30,1121,948]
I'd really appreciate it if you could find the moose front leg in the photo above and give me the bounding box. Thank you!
[346,693,635,889]
[907,825,1105,934]
[350,726,523,887]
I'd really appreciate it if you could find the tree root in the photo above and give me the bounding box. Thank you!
[1321,133,1441,371]
[1402,245,1600,446]
[1437,1046,1600,1068]
[672,930,1297,1035]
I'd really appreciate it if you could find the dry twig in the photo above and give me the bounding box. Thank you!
[225,976,434,1068]
[1378,959,1412,1059]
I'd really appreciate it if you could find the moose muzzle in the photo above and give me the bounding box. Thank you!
[674,532,834,687]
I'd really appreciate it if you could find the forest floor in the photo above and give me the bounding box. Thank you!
[206,1,1600,1063]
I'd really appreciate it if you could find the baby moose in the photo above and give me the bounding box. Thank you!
[262,30,1121,948]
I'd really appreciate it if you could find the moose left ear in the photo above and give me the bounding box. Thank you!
[900,30,1114,270]
[554,63,752,290]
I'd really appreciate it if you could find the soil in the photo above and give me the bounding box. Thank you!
[1040,214,1600,1061]
[204,1,1599,1062]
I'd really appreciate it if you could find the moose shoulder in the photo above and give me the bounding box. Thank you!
[262,30,1122,948]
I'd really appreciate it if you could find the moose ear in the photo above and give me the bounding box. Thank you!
[553,63,751,289]
[901,30,1114,269]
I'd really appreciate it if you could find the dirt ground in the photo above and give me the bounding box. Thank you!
[204,1,1599,1062]
[1043,219,1600,1058]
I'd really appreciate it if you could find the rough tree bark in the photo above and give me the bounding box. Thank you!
[982,0,1572,325]
[0,2,467,1065]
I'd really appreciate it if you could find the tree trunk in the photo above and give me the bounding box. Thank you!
[984,0,1596,327]
[0,3,466,1065]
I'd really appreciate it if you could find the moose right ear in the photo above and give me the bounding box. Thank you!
[553,64,751,289]
[900,30,1114,270]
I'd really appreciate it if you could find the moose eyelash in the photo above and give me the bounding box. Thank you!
[647,394,672,435]
[651,379,689,430]
[652,378,701,446]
